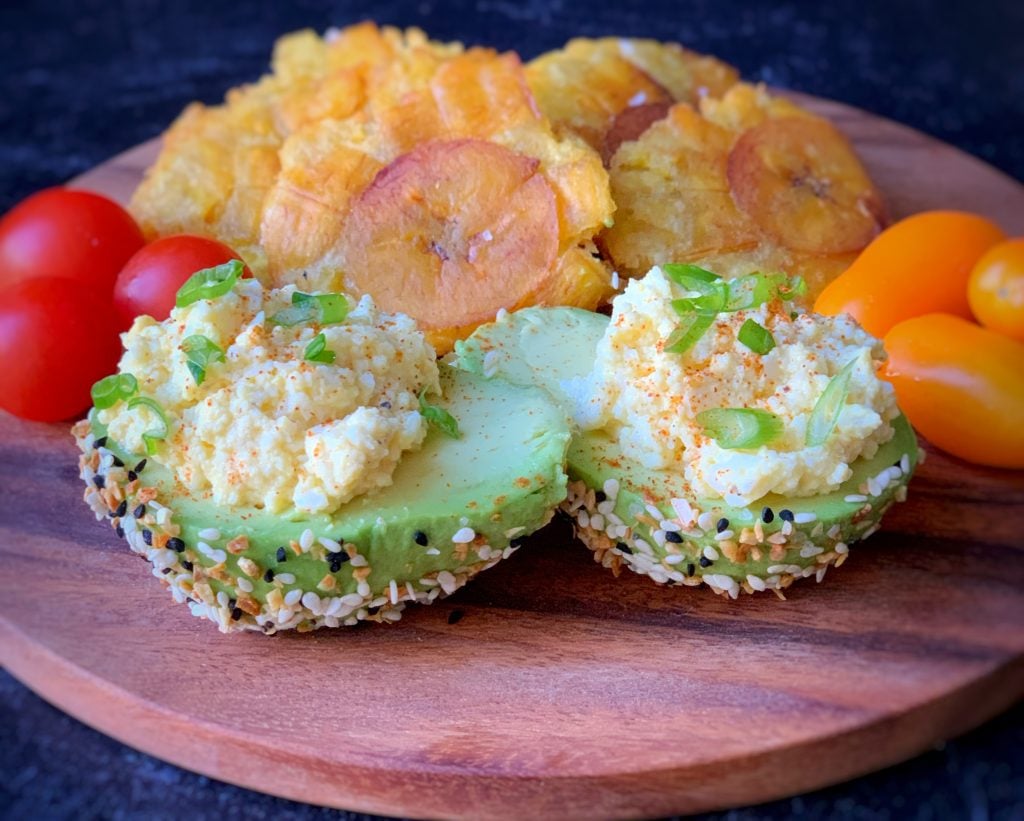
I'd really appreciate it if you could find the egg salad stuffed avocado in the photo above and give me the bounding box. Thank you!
[449,266,921,598]
[74,263,571,633]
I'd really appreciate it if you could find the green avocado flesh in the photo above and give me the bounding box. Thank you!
[449,307,920,595]
[79,365,570,631]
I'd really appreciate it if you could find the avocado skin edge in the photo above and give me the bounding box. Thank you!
[449,305,921,596]
[75,365,571,633]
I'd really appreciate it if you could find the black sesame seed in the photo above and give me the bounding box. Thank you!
[181,560,194,571]
[127,470,137,482]
[379,400,391,409]
[686,562,696,577]
[230,607,243,621]
[133,504,146,519]
[413,530,429,546]
[93,475,105,489]
[761,506,774,524]
[595,489,607,503]
[134,459,147,473]
[616,541,633,555]
[167,537,185,553]
[263,568,275,583]
[276,546,288,563]
[509,537,526,549]
[664,531,683,544]
[779,509,795,522]
[161,567,172,574]
[228,598,236,609]
[447,609,464,625]
[366,605,381,616]
[327,551,350,566]
[699,556,713,568]
[115,525,125,539]
[716,517,729,533]
[93,436,107,449]
[111,455,124,468]
[142,529,152,546]
[114,500,128,518]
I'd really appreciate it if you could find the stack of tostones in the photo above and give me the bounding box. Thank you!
[130,23,613,353]
[599,83,886,300]
[131,25,886,343]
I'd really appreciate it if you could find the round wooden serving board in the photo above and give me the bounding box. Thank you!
[2,94,1023,820]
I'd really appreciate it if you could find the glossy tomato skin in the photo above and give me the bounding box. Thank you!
[815,211,1005,338]
[881,313,1024,469]
[0,278,123,422]
[968,238,1024,343]
[113,234,248,326]
[0,188,144,292]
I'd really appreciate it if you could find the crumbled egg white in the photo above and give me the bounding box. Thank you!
[584,266,899,505]
[101,280,438,514]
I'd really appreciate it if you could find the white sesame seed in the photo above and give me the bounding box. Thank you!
[816,566,828,583]
[703,545,720,561]
[284,589,303,606]
[477,545,493,560]
[210,549,227,564]
[216,591,229,608]
[645,504,663,520]
[900,454,911,473]
[793,512,817,524]
[835,542,849,555]
[452,527,475,544]
[504,526,525,538]
[787,564,804,575]
[595,500,613,516]
[766,564,789,574]
[324,597,344,617]
[590,514,605,532]
[357,581,371,598]
[405,582,416,601]
[715,529,734,541]
[746,575,767,592]
[652,529,667,547]
[349,554,368,567]
[611,270,621,289]
[426,547,441,556]
[603,478,620,499]
[633,538,652,555]
[767,532,788,545]
[578,510,590,529]
[800,546,825,558]
[661,519,682,532]
[276,573,296,584]
[664,554,685,565]
[198,528,220,541]
[299,529,315,551]
[670,498,695,525]
[389,579,399,605]
[844,494,868,504]
[301,592,321,614]
[319,536,341,552]
[697,511,715,531]
[781,521,793,536]
[340,593,364,607]
[237,577,254,593]
[437,571,457,595]
[827,524,842,539]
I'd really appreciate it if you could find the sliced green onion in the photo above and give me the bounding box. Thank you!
[269,291,350,327]
[737,319,776,354]
[697,407,783,449]
[304,332,336,364]
[419,388,461,439]
[725,272,806,311]
[181,335,224,386]
[778,275,807,301]
[662,263,721,287]
[175,260,244,308]
[806,359,857,447]
[126,396,169,455]
[91,373,138,410]
[664,310,717,354]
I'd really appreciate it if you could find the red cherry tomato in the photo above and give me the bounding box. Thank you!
[0,188,144,292]
[0,278,123,422]
[113,235,249,325]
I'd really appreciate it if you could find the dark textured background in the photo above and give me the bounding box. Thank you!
[1,0,1022,819]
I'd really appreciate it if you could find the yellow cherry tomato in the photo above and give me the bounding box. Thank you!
[815,211,1005,338]
[881,313,1024,469]
[968,238,1024,342]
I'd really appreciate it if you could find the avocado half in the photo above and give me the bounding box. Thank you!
[449,307,921,598]
[75,365,571,632]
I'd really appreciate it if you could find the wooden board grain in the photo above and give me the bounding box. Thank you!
[2,95,1023,820]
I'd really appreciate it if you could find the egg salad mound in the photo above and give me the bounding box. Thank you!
[101,279,438,515]
[585,266,899,505]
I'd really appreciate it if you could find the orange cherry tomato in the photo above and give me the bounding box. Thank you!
[815,211,1005,338]
[881,313,1024,469]
[968,238,1024,343]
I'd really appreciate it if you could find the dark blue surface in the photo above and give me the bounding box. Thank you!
[1,1,1022,818]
